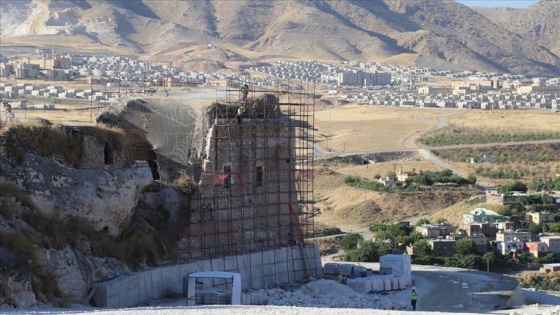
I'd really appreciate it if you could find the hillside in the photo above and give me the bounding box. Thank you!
[503,0,560,58]
[1,0,560,75]
[313,160,479,232]
[469,7,522,28]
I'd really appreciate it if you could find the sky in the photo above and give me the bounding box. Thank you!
[456,0,539,8]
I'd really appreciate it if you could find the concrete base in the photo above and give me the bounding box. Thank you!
[91,244,321,308]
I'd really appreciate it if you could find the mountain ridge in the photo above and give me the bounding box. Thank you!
[1,0,559,76]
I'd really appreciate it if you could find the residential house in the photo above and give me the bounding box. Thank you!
[428,239,456,257]
[463,208,509,224]
[540,236,560,255]
[527,210,556,225]
[494,221,515,232]
[494,230,532,255]
[525,241,549,258]
[376,177,404,188]
[454,231,488,254]
[15,63,40,79]
[397,170,422,182]
[496,230,532,243]
[460,223,492,238]
[497,240,525,255]
[416,223,455,238]
[0,63,14,77]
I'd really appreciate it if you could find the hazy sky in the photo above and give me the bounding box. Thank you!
[456,0,539,8]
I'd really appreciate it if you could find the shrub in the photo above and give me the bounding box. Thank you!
[0,231,35,255]
[369,224,407,240]
[454,238,477,256]
[413,239,431,256]
[339,233,363,251]
[4,125,84,167]
[30,266,62,303]
[500,181,528,193]
[444,254,481,269]
[412,255,445,266]
[515,271,560,291]
[174,175,198,195]
[345,241,391,262]
[0,183,37,214]
[344,175,387,191]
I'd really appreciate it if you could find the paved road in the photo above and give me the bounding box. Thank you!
[412,268,518,312]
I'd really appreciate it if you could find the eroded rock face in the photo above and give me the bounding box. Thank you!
[1,153,153,237]
[33,247,134,304]
[35,246,88,303]
[0,248,36,308]
[0,140,157,307]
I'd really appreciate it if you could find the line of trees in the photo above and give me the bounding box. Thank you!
[344,169,476,192]
[418,127,560,146]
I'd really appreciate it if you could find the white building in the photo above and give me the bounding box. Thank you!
[338,70,391,86]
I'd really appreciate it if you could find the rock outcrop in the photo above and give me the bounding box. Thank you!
[1,153,153,237]
[0,146,154,307]
[0,248,36,308]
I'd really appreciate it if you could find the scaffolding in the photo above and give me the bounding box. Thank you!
[177,79,315,262]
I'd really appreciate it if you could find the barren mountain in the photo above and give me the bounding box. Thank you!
[1,0,560,76]
[469,6,522,27]
[503,0,560,59]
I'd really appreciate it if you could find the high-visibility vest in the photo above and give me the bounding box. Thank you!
[411,292,418,300]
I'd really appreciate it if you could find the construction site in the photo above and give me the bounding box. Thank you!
[88,80,321,307]
[176,80,316,262]
[107,79,316,258]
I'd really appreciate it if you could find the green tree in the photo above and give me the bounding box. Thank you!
[397,231,424,246]
[500,181,528,193]
[454,238,476,256]
[466,174,477,185]
[482,252,495,271]
[345,241,392,262]
[339,233,363,251]
[496,206,513,217]
[413,239,431,256]
[527,221,542,234]
[440,169,453,177]
[534,253,556,264]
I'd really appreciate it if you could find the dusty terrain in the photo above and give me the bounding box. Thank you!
[2,0,560,75]
[12,89,560,231]
[312,103,560,231]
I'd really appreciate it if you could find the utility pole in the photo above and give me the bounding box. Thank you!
[90,81,93,124]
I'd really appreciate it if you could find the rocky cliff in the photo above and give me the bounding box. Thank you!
[0,124,183,308]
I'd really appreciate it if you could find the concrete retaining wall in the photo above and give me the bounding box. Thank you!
[507,285,527,307]
[91,244,321,308]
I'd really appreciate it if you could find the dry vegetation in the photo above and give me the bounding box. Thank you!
[5,88,560,234]
[1,123,124,167]
[314,104,446,151]
[313,105,560,232]
[448,110,560,133]
[514,271,560,291]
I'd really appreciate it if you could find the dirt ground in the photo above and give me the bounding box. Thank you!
[8,88,560,232]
